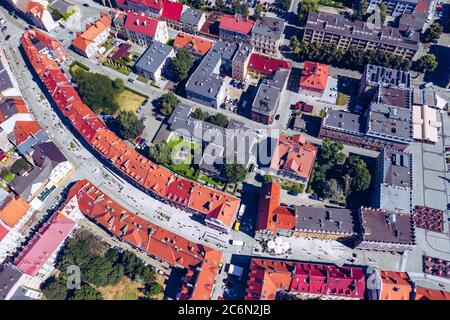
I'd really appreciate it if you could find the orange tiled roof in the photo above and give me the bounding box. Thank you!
[72,13,112,52]
[414,287,450,300]
[173,33,212,56]
[13,120,43,145]
[256,181,282,233]
[189,184,240,228]
[188,249,222,300]
[270,134,318,180]
[380,271,413,300]
[300,61,329,93]
[0,97,29,123]
[0,196,31,228]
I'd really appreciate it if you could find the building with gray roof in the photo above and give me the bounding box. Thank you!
[359,64,411,99]
[373,149,413,214]
[355,207,416,252]
[180,7,206,34]
[294,206,358,242]
[167,104,258,179]
[251,69,289,125]
[304,12,419,59]
[0,60,14,95]
[367,0,422,17]
[251,16,285,56]
[0,263,23,300]
[134,41,174,81]
[50,0,76,16]
[185,41,238,108]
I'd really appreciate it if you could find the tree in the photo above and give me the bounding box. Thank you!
[353,0,368,21]
[159,92,179,115]
[72,70,120,115]
[223,162,247,183]
[115,111,144,140]
[142,282,162,297]
[343,155,371,193]
[422,22,443,43]
[10,158,31,175]
[41,277,68,300]
[113,78,125,94]
[379,3,387,25]
[263,175,273,183]
[279,0,291,11]
[323,179,344,201]
[414,54,438,73]
[205,113,229,127]
[254,3,263,19]
[191,108,208,120]
[297,0,319,25]
[233,0,249,17]
[71,283,103,300]
[172,48,194,81]
[149,142,173,165]
[318,139,345,166]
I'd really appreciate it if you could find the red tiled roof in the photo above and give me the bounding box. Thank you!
[21,29,239,233]
[300,61,329,93]
[270,134,318,180]
[256,182,283,233]
[380,271,412,300]
[14,212,76,276]
[129,0,164,10]
[0,222,8,242]
[161,1,184,21]
[248,53,292,75]
[72,13,112,52]
[0,196,30,228]
[0,97,29,123]
[414,287,450,300]
[219,14,254,34]
[173,33,212,56]
[13,120,43,146]
[124,12,161,38]
[290,262,365,299]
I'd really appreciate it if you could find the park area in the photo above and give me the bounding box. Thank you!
[69,62,146,115]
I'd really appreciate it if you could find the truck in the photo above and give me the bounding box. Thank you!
[238,204,246,218]
[233,220,240,232]
[225,264,244,277]
[229,239,244,246]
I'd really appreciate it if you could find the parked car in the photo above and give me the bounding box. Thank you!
[83,3,90,7]
[136,107,142,113]
[5,35,10,41]
[309,194,318,200]
[128,78,135,83]
[1,26,6,32]
[275,114,280,120]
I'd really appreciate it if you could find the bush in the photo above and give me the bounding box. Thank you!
[41,276,68,300]
[10,158,31,175]
[263,175,273,183]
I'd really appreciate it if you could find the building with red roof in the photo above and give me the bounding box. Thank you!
[14,212,76,281]
[116,0,164,17]
[219,14,255,43]
[299,61,330,96]
[379,271,413,300]
[413,287,450,300]
[161,0,185,28]
[269,134,318,183]
[124,12,169,47]
[0,223,8,242]
[21,29,239,235]
[71,12,112,58]
[245,258,365,300]
[247,53,292,79]
[64,179,223,299]
[173,33,212,58]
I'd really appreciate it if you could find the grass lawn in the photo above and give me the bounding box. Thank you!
[336,92,349,106]
[115,89,146,113]
[167,163,198,180]
[97,276,144,300]
[276,177,305,193]
[3,173,15,183]
[197,172,225,189]
[103,61,131,76]
[136,75,148,83]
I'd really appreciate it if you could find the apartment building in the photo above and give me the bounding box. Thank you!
[133,41,174,81]
[367,0,420,17]
[180,7,206,34]
[115,0,164,17]
[219,14,254,43]
[251,16,285,56]
[303,11,420,59]
[71,13,112,58]
[124,12,169,46]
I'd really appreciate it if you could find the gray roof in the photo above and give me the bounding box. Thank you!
[293,116,306,130]
[294,206,357,235]
[232,43,253,64]
[50,0,75,14]
[0,98,23,120]
[0,60,14,93]
[10,130,49,155]
[9,286,36,300]
[412,88,438,107]
[366,101,413,143]
[321,110,365,135]
[360,208,415,245]
[374,87,412,109]
[180,8,204,26]
[376,149,412,213]
[186,41,238,100]
[32,141,67,168]
[306,12,420,51]
[363,64,411,89]
[252,16,284,40]
[251,69,289,117]
[134,41,173,75]
[168,104,257,170]
[8,163,53,200]
[0,264,23,300]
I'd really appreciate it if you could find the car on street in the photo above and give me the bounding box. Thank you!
[136,107,142,113]
[83,3,90,7]
[5,35,10,41]
[128,78,135,83]
[1,26,6,32]
[275,114,280,120]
